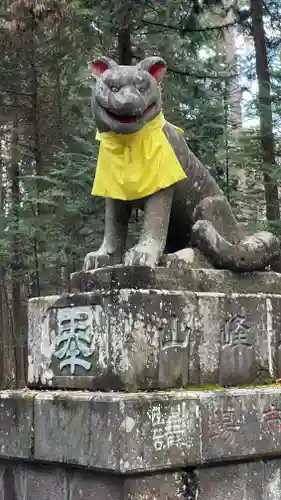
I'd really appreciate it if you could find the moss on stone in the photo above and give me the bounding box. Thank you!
[166,379,279,392]
[52,393,74,409]
[166,384,224,392]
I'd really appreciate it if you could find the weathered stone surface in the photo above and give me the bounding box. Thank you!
[68,469,122,500]
[0,462,122,500]
[123,472,188,499]
[0,463,189,500]
[28,288,281,390]
[29,289,200,390]
[263,459,281,500]
[218,294,269,386]
[197,461,263,500]
[31,387,281,472]
[2,389,281,498]
[24,464,68,500]
[198,459,281,499]
[160,247,213,270]
[120,392,201,472]
[0,462,191,499]
[34,391,122,471]
[268,295,281,379]
[200,389,261,462]
[0,390,35,459]
[28,295,62,386]
[2,459,281,499]
[200,388,281,463]
[34,391,201,473]
[70,265,281,294]
[27,465,121,500]
[258,389,281,455]
[0,463,31,498]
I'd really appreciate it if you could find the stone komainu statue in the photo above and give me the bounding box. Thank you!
[84,55,280,272]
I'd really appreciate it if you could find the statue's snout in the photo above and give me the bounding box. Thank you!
[111,86,145,117]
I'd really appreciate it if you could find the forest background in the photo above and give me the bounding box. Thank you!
[0,0,281,387]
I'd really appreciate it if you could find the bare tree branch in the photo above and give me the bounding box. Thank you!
[0,89,33,97]
[168,66,238,80]
[142,19,238,34]
[132,53,237,80]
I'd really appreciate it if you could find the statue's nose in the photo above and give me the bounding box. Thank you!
[114,87,144,116]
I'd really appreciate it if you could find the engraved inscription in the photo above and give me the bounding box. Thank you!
[161,316,190,348]
[262,407,281,432]
[277,344,281,378]
[223,314,251,346]
[53,308,93,374]
[219,314,255,386]
[150,403,187,451]
[208,407,241,444]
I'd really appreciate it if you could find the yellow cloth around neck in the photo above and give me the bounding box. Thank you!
[92,111,187,201]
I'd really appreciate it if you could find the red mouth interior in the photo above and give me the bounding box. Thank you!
[102,102,155,124]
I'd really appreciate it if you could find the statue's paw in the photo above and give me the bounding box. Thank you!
[124,245,160,268]
[83,251,113,271]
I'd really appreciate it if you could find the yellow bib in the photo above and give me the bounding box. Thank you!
[92,112,187,201]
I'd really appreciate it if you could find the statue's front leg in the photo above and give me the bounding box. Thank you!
[124,187,174,267]
[84,198,131,270]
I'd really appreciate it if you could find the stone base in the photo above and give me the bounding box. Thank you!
[30,388,281,471]
[70,265,281,294]
[3,388,281,499]
[0,462,188,500]
[2,459,281,500]
[2,458,281,499]
[29,285,281,390]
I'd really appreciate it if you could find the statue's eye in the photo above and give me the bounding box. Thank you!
[136,81,148,93]
[111,85,119,92]
[138,85,147,93]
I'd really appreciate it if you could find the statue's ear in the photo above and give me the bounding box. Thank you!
[137,57,167,82]
[88,57,117,78]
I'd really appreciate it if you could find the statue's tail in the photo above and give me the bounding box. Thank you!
[192,220,281,272]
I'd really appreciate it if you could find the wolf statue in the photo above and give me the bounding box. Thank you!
[84,55,280,272]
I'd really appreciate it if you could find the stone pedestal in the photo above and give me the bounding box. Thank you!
[2,388,281,499]
[31,388,281,471]
[28,266,281,389]
[24,265,281,498]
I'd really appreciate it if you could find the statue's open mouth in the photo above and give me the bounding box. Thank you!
[101,102,156,124]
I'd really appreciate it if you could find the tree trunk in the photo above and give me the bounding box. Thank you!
[116,1,133,65]
[222,0,242,133]
[250,0,280,226]
[10,118,26,388]
[0,129,5,389]
[29,13,45,296]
